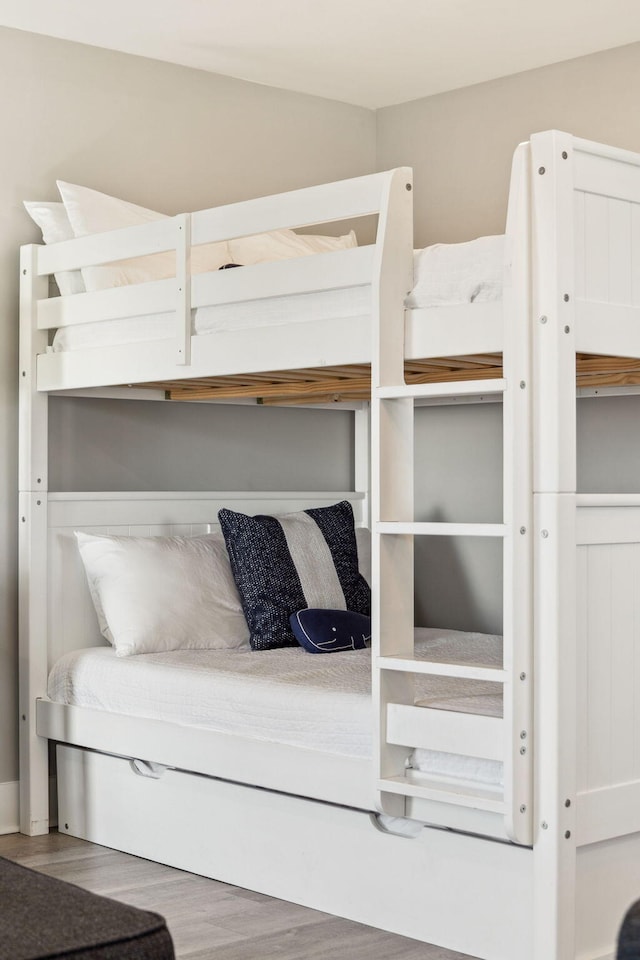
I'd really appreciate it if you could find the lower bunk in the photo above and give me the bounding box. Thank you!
[25,490,640,960]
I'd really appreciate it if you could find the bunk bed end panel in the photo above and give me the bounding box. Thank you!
[529,131,640,960]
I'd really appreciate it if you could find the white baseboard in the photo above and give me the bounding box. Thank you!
[0,781,19,835]
[0,778,57,835]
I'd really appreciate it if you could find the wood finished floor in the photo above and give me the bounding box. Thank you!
[0,831,477,960]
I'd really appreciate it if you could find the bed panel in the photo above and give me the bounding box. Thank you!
[579,191,638,306]
[37,314,375,393]
[39,247,374,330]
[573,139,640,366]
[575,502,640,847]
[46,491,366,663]
[575,833,640,960]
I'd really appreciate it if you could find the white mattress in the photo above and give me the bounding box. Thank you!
[51,237,505,352]
[48,627,504,787]
[52,286,371,352]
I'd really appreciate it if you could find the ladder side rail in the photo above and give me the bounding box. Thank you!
[18,245,51,836]
[501,142,534,845]
[530,130,579,960]
[370,168,414,815]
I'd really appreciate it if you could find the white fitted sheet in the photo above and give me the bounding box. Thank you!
[51,237,505,352]
[48,627,504,786]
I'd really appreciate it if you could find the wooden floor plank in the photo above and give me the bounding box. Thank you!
[0,832,477,960]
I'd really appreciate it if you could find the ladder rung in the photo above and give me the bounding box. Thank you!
[376,521,506,538]
[378,776,504,812]
[386,704,504,761]
[377,656,505,682]
[375,378,506,400]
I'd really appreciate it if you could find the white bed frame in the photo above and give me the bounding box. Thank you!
[18,130,640,960]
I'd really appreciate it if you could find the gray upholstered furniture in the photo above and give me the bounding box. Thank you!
[618,900,640,959]
[0,855,175,959]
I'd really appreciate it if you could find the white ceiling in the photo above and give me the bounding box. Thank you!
[1,0,640,109]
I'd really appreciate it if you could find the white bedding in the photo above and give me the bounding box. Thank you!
[48,626,504,787]
[51,238,505,353]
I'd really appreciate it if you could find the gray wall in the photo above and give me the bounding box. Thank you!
[0,26,375,799]
[49,398,352,493]
[377,41,640,246]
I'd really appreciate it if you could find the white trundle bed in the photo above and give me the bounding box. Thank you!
[18,130,640,960]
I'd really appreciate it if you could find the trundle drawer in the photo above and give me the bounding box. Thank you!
[56,744,533,960]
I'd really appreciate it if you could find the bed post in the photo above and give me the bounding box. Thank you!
[353,403,370,529]
[18,244,51,836]
[501,141,534,847]
[530,130,578,960]
[370,167,415,817]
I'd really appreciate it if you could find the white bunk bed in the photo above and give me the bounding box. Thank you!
[18,130,640,960]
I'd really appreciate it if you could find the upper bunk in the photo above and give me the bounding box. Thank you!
[19,129,640,406]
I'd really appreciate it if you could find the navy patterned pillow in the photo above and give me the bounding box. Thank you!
[218,501,370,651]
[290,608,371,654]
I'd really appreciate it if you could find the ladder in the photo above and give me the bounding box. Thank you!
[371,158,533,845]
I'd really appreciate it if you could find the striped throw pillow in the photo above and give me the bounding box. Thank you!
[218,501,370,651]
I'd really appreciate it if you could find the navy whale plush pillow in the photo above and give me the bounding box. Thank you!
[290,608,371,654]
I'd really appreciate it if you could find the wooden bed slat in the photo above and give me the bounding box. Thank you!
[131,353,640,404]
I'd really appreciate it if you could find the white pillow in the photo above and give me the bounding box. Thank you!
[57,180,231,292]
[75,531,249,657]
[228,227,357,265]
[23,200,85,297]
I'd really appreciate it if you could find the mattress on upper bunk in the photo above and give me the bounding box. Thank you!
[48,626,504,788]
[50,236,505,352]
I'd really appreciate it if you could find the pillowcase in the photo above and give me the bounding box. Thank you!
[57,180,231,292]
[290,609,371,654]
[75,531,249,657]
[228,227,357,266]
[218,500,370,651]
[23,200,85,296]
